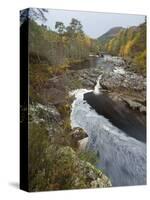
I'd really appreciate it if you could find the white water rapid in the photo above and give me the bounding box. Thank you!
[70,84,146,186]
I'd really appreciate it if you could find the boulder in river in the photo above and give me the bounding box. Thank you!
[70,127,88,141]
[78,137,89,151]
[123,98,146,113]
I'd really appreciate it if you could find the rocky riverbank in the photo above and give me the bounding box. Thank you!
[69,56,146,186]
[72,56,146,126]
[29,55,146,189]
[37,54,146,145]
[36,55,146,144]
[29,102,112,190]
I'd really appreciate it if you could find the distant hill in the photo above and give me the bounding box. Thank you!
[98,26,124,39]
[97,27,124,44]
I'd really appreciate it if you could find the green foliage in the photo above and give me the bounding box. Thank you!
[28,122,75,191]
[29,64,50,103]
[133,50,146,74]
[66,18,83,35]
[20,8,48,25]
[28,19,99,103]
[28,19,98,66]
[99,22,146,74]
[28,20,62,65]
[48,63,70,76]
[78,150,99,166]
[28,122,103,191]
[28,122,50,191]
[97,27,123,51]
[29,63,70,103]
[55,21,65,34]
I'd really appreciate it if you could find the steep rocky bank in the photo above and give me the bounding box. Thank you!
[29,101,112,189]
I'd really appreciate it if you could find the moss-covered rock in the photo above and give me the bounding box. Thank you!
[29,103,61,124]
[45,146,112,190]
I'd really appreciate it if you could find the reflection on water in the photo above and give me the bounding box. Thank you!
[84,92,146,143]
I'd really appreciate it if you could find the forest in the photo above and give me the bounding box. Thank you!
[29,19,99,65]
[28,17,100,104]
[98,22,146,74]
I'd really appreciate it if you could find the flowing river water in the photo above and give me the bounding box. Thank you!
[70,56,146,187]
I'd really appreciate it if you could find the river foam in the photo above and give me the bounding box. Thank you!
[70,89,146,186]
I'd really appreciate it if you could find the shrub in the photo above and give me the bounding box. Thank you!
[78,150,99,166]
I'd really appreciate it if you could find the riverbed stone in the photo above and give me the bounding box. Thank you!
[78,137,89,151]
[100,69,146,93]
[123,98,146,113]
[70,127,88,140]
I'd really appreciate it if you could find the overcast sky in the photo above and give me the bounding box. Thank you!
[44,9,145,38]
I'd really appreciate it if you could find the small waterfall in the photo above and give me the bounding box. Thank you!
[93,75,102,95]
[70,89,146,186]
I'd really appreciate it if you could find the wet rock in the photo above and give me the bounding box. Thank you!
[98,67,146,114]
[78,137,89,151]
[123,98,146,113]
[100,69,146,93]
[103,55,125,65]
[70,127,88,141]
[91,175,111,188]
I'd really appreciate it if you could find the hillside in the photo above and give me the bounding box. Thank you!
[97,27,124,47]
[98,23,146,74]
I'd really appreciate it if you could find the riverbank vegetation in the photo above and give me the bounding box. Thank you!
[29,19,99,66]
[98,22,146,74]
[29,120,111,190]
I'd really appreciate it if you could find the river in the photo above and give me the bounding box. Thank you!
[70,55,146,187]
